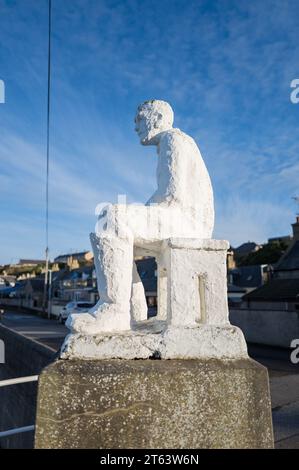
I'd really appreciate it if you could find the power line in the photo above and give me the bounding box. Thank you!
[43,0,52,313]
[46,0,52,251]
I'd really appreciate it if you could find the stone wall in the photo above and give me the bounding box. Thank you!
[230,308,299,348]
[0,324,54,448]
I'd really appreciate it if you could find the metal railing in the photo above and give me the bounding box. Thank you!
[0,425,35,438]
[0,375,38,439]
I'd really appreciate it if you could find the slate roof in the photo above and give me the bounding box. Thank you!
[18,259,45,265]
[51,269,68,284]
[229,265,263,288]
[234,242,259,255]
[54,251,91,262]
[243,278,299,301]
[268,235,292,244]
[275,241,299,271]
[59,266,94,282]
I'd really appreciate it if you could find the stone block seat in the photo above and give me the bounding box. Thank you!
[61,237,248,360]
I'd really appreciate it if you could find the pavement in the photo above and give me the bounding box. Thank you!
[1,308,299,448]
[247,343,299,448]
[1,309,68,351]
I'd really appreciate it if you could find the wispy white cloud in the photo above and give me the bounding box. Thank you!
[215,197,294,246]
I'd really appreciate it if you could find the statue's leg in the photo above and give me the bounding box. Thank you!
[67,203,165,335]
[131,261,148,323]
[66,232,133,334]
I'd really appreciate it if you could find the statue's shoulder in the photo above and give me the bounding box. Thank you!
[161,128,194,145]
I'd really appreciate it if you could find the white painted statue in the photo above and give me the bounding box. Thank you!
[62,100,247,360]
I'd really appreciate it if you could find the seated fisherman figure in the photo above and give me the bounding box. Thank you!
[67,100,215,335]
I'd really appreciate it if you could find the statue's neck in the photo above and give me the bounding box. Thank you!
[147,128,172,146]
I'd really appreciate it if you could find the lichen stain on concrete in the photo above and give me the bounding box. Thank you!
[35,358,274,449]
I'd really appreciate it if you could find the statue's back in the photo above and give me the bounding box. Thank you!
[156,128,214,237]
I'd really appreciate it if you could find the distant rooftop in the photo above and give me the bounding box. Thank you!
[275,240,299,272]
[268,235,292,243]
[55,251,89,257]
[234,242,260,255]
[54,251,93,262]
[229,265,264,288]
[18,259,45,265]
[243,278,299,302]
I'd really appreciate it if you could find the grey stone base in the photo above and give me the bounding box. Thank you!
[34,358,274,449]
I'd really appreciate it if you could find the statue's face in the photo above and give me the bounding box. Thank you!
[134,111,153,145]
[135,101,174,145]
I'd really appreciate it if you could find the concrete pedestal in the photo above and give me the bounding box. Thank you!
[34,358,274,449]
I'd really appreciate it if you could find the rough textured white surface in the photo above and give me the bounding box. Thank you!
[61,323,248,360]
[63,100,247,359]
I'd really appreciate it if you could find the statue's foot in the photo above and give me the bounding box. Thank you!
[66,311,97,335]
[66,303,131,335]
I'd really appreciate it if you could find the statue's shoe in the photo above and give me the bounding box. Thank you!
[66,303,131,335]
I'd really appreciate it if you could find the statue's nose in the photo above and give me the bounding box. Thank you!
[99,209,107,220]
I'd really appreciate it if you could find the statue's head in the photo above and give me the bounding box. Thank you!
[135,100,174,145]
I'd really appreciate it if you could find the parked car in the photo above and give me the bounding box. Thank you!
[58,301,94,323]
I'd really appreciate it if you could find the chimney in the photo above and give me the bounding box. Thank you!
[292,216,299,241]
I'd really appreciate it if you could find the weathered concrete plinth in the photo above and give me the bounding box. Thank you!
[35,358,274,449]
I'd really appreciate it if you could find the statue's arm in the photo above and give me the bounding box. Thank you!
[156,133,185,206]
[146,132,186,207]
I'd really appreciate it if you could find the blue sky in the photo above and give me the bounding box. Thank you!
[0,0,299,264]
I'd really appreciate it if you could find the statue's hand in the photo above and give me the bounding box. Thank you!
[95,203,113,234]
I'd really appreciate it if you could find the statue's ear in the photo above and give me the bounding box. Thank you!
[154,113,163,128]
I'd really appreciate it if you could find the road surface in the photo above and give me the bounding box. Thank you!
[1,309,68,351]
